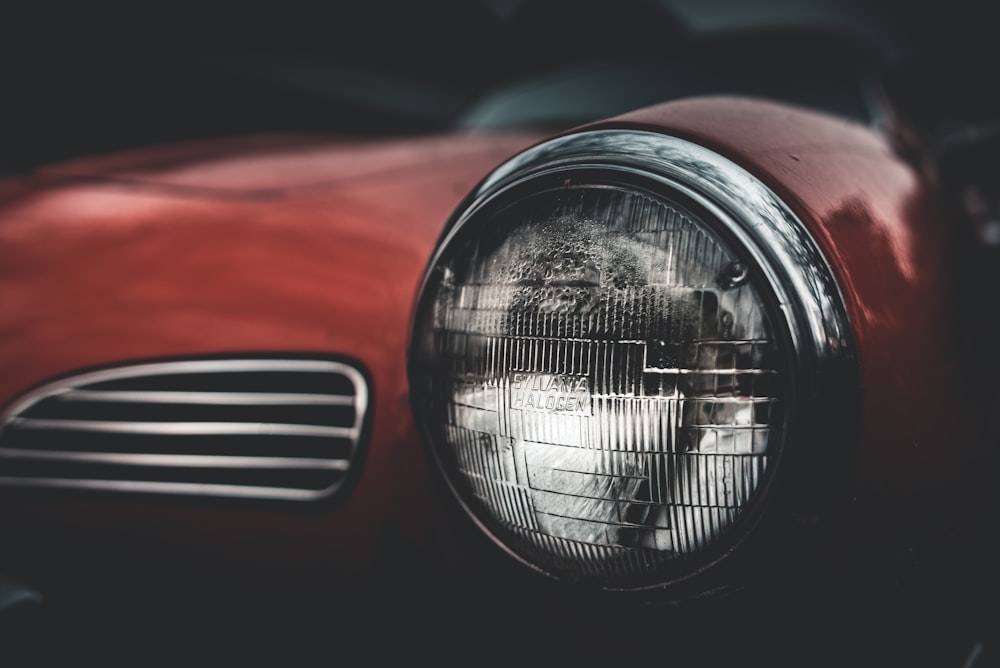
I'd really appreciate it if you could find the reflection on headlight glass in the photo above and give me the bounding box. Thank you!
[423,184,786,583]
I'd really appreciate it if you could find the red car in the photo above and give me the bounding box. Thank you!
[1,2,997,664]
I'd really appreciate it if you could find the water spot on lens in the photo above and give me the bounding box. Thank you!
[720,261,748,288]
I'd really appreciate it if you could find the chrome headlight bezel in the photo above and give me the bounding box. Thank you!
[408,129,858,594]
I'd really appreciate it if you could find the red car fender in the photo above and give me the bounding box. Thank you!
[0,132,544,577]
[582,96,968,507]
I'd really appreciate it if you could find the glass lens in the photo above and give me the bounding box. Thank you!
[415,182,787,585]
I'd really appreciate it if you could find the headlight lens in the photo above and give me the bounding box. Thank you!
[410,130,854,591]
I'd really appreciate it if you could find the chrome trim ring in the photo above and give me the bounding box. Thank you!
[411,129,859,592]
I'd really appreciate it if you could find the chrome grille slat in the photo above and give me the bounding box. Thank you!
[0,477,332,501]
[9,417,357,439]
[0,448,350,470]
[53,390,356,406]
[0,357,371,502]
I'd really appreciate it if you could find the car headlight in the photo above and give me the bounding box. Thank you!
[409,129,856,592]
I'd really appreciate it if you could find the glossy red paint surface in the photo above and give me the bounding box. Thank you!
[0,131,543,584]
[589,97,967,499]
[0,96,973,591]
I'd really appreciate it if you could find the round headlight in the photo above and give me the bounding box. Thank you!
[409,130,855,592]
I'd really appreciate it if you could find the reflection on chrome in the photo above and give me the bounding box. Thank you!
[472,129,851,360]
[415,129,856,587]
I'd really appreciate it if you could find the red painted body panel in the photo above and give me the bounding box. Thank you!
[0,97,976,596]
[587,97,969,500]
[0,131,543,583]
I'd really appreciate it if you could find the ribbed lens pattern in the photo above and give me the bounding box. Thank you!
[421,185,786,584]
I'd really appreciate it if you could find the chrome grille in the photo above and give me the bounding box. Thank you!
[0,358,371,502]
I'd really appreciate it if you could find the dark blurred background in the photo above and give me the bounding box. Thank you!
[1,0,996,174]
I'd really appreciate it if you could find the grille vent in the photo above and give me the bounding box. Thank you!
[0,358,371,502]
